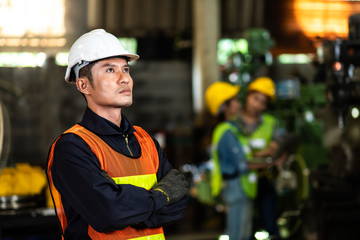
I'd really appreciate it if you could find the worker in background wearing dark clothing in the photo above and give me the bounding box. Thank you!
[239,77,286,238]
[46,29,189,240]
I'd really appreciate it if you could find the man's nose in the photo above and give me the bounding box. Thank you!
[119,75,130,85]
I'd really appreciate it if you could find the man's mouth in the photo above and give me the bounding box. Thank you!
[119,88,131,94]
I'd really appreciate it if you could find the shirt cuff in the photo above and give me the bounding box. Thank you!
[142,190,168,228]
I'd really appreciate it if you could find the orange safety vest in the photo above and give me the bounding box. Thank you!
[47,124,165,240]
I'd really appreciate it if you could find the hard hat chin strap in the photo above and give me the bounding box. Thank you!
[73,61,90,80]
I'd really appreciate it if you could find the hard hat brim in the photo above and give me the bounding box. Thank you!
[205,82,240,116]
[64,54,140,83]
[64,29,140,83]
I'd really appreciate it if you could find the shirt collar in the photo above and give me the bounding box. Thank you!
[237,114,264,136]
[79,107,135,135]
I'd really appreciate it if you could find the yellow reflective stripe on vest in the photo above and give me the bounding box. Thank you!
[112,174,157,190]
[130,233,165,240]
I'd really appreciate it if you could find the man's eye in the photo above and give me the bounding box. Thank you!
[106,68,115,72]
[124,67,130,73]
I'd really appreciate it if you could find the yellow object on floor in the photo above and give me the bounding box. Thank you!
[0,163,47,196]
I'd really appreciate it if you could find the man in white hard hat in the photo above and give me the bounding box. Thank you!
[47,29,189,240]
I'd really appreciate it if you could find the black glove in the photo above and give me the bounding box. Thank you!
[152,169,189,205]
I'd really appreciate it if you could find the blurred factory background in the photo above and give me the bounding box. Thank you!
[1,0,360,239]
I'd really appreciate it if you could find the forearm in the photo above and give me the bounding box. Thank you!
[52,138,168,232]
[247,162,273,170]
[253,141,279,157]
[142,195,188,228]
[53,164,168,232]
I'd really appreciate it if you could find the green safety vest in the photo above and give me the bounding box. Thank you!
[210,122,257,199]
[248,114,276,152]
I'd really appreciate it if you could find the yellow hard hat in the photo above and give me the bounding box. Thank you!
[247,77,276,100]
[205,82,240,116]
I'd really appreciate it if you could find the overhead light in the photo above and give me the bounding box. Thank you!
[294,0,360,39]
[0,0,65,49]
[278,54,311,64]
[0,52,46,67]
[254,230,270,240]
[351,106,360,118]
[218,235,229,240]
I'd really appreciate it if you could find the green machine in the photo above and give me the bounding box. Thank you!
[220,28,330,239]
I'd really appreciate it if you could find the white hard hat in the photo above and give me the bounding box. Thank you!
[65,29,139,83]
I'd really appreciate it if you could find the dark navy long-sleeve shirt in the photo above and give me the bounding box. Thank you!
[50,107,187,239]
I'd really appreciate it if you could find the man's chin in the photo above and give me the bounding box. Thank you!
[120,101,133,108]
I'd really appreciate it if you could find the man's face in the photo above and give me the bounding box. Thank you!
[245,91,269,117]
[86,57,133,110]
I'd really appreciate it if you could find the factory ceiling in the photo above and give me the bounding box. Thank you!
[87,0,265,39]
[2,0,360,55]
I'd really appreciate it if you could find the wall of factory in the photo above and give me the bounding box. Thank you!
[0,59,193,170]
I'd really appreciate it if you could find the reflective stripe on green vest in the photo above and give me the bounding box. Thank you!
[248,114,276,152]
[211,122,257,199]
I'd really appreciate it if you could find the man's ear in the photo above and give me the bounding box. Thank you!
[76,77,91,95]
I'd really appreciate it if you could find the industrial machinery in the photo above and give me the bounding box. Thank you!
[221,28,275,101]
[263,14,360,239]
[0,100,10,170]
[188,17,360,238]
[188,28,313,239]
[194,19,360,239]
[318,13,360,128]
[0,83,57,239]
[299,13,360,240]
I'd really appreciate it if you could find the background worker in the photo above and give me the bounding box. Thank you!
[239,76,286,237]
[205,81,276,240]
[46,29,189,240]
